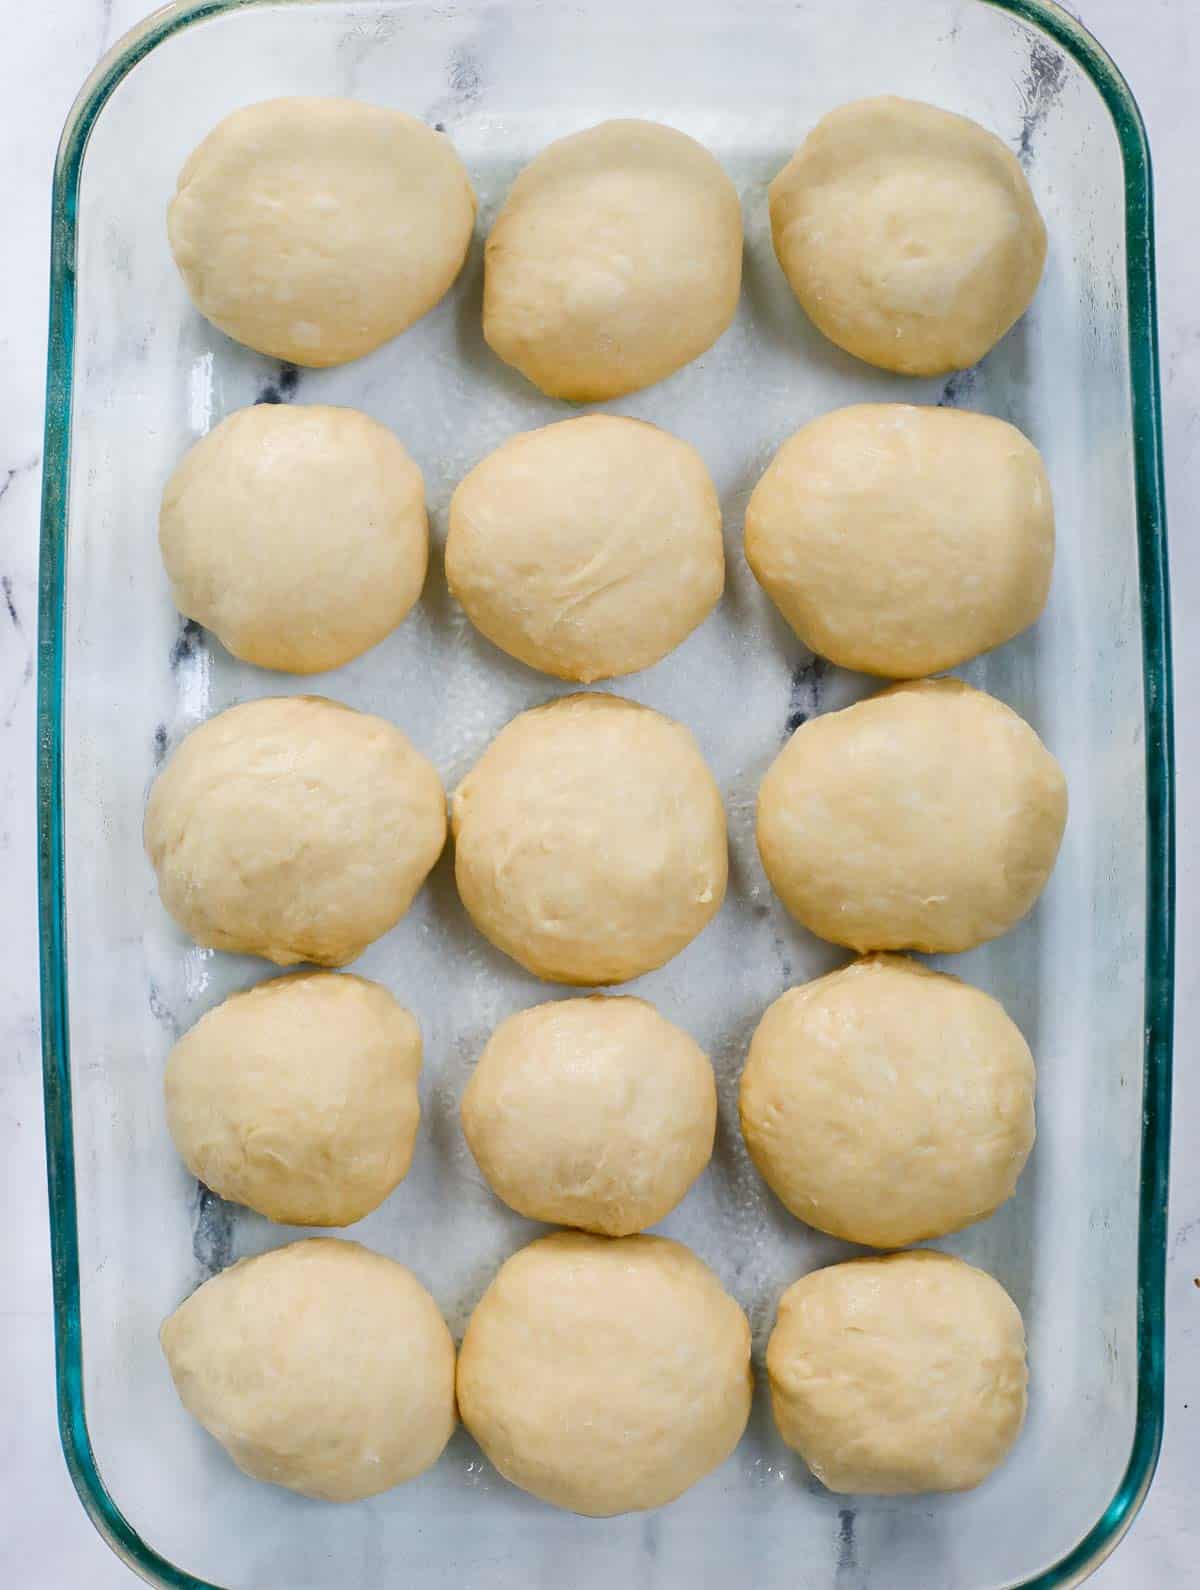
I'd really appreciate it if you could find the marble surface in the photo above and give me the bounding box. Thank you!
[1,1,1197,1585]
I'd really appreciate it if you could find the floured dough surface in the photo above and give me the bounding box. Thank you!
[745,404,1054,676]
[145,695,446,967]
[484,119,742,400]
[168,97,476,366]
[739,955,1036,1247]
[769,97,1046,374]
[160,1238,456,1501]
[457,1231,752,1515]
[452,693,727,984]
[160,404,428,674]
[756,678,1067,953]
[447,415,724,682]
[767,1251,1028,1494]
[165,972,422,1226]
[461,995,716,1235]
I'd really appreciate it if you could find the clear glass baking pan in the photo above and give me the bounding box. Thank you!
[37,1,1173,1586]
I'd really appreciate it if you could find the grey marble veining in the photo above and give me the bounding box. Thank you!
[1,1,1198,1586]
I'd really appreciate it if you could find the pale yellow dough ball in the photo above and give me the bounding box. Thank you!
[165,973,422,1226]
[168,98,476,366]
[756,678,1067,954]
[739,956,1035,1248]
[769,97,1046,374]
[160,1238,456,1501]
[446,415,724,682]
[744,404,1054,677]
[461,996,716,1235]
[145,696,446,967]
[484,119,742,400]
[767,1251,1028,1494]
[451,694,727,984]
[160,405,428,674]
[457,1231,752,1515]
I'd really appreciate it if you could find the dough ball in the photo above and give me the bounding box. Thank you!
[462,996,716,1235]
[484,119,742,400]
[756,678,1066,953]
[739,956,1035,1247]
[769,97,1046,374]
[767,1251,1027,1493]
[452,694,727,984]
[745,405,1054,677]
[458,1231,752,1514]
[165,973,422,1226]
[145,695,446,966]
[160,1238,455,1500]
[447,416,724,682]
[168,98,476,366]
[160,405,428,674]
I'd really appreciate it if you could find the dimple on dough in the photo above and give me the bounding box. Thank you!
[484,119,743,400]
[756,678,1067,954]
[165,972,422,1227]
[446,415,724,682]
[451,694,727,985]
[461,996,716,1236]
[457,1231,752,1515]
[168,98,476,366]
[160,404,428,674]
[739,955,1035,1248]
[769,97,1046,374]
[767,1251,1028,1494]
[144,695,446,967]
[160,1238,456,1501]
[745,404,1054,677]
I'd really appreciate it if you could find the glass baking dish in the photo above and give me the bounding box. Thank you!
[37,0,1173,1586]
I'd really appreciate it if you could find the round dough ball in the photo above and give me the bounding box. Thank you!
[484,119,742,400]
[462,996,716,1235]
[160,1238,455,1500]
[767,1251,1027,1493]
[447,416,724,683]
[739,956,1035,1247]
[756,678,1066,953]
[452,694,727,984]
[458,1231,752,1514]
[165,972,422,1226]
[168,98,476,366]
[745,405,1054,677]
[769,97,1046,374]
[160,405,428,674]
[145,695,446,967]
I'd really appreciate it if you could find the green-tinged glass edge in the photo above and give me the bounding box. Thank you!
[36,1,1173,1586]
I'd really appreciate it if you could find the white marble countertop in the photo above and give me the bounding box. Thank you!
[2,1,1196,1584]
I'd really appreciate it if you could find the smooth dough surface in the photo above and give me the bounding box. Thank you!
[145,696,446,967]
[452,694,727,984]
[161,1238,455,1500]
[767,1251,1028,1494]
[756,678,1066,953]
[168,97,476,366]
[165,973,422,1226]
[446,416,724,682]
[745,404,1054,677]
[484,119,742,400]
[457,1231,752,1515]
[160,405,428,674]
[769,97,1046,374]
[739,956,1035,1247]
[462,996,716,1235]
